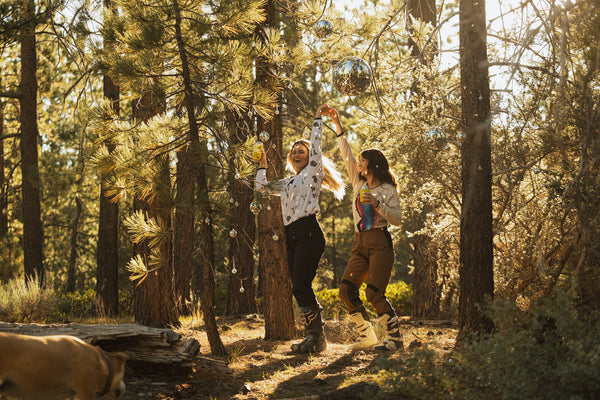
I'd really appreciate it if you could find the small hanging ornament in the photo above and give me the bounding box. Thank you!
[249,201,262,215]
[229,197,235,203]
[425,126,447,149]
[232,267,237,274]
[314,19,334,39]
[272,233,279,241]
[239,285,245,293]
[274,105,279,115]
[234,173,241,180]
[259,131,270,142]
[229,229,238,238]
[333,56,372,95]
[204,217,210,224]
[234,201,239,207]
[267,205,272,211]
[302,129,310,139]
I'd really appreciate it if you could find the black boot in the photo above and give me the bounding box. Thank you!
[291,306,327,354]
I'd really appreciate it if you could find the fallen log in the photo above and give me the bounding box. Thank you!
[0,322,201,367]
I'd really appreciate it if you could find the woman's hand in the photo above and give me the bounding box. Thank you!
[319,104,343,135]
[315,103,331,118]
[258,148,267,169]
[361,192,380,208]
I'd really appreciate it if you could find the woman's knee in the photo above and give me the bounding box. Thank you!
[339,279,363,310]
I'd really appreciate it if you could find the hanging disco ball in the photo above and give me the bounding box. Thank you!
[259,131,270,142]
[249,201,262,215]
[333,56,372,95]
[314,19,334,39]
[425,126,447,149]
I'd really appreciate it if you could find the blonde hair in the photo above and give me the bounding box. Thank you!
[287,139,345,200]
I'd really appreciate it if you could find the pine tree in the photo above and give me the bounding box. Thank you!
[458,0,494,339]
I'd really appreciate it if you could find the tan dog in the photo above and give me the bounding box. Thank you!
[0,332,126,400]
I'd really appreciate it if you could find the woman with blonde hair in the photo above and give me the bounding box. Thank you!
[255,103,344,354]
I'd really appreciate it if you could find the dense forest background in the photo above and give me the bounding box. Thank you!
[0,0,599,354]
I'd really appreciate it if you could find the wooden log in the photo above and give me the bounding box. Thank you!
[0,322,200,366]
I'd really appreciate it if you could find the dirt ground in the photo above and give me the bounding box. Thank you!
[120,315,457,400]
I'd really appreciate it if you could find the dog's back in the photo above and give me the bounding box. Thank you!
[0,332,126,400]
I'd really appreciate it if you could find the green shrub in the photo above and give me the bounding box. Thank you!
[456,296,600,400]
[0,275,61,323]
[317,280,412,320]
[57,288,98,319]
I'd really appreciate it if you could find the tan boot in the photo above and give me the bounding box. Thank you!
[349,312,378,351]
[373,312,403,351]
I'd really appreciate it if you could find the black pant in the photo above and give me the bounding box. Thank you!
[285,214,325,310]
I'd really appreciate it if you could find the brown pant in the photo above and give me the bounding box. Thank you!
[339,228,395,315]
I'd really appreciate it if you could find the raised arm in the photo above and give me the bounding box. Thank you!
[321,105,359,185]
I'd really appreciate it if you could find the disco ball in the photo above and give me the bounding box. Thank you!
[249,201,262,215]
[259,131,270,142]
[425,126,447,149]
[314,19,334,39]
[333,57,372,95]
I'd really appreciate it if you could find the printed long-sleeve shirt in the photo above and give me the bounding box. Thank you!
[256,118,324,226]
[337,134,402,232]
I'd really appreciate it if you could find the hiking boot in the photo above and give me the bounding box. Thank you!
[373,312,403,351]
[291,306,327,354]
[349,311,378,351]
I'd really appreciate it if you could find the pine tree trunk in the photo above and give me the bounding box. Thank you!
[457,0,495,341]
[131,94,179,328]
[0,90,7,239]
[226,111,257,316]
[172,0,225,355]
[411,234,440,318]
[67,196,82,293]
[174,147,195,312]
[256,0,296,341]
[407,0,440,318]
[96,2,120,315]
[20,0,44,285]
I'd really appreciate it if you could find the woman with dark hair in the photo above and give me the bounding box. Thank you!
[322,105,403,352]
[255,104,344,354]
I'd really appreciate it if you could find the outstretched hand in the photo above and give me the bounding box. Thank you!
[317,103,343,134]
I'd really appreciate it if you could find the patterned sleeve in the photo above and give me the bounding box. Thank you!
[255,168,286,195]
[307,118,324,180]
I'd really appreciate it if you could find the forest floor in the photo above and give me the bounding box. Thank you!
[119,314,458,400]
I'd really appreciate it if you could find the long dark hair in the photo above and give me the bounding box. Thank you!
[359,148,397,187]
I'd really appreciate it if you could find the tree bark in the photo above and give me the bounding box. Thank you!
[0,88,7,239]
[256,0,296,341]
[20,0,45,285]
[67,195,82,293]
[174,146,195,312]
[411,234,440,318]
[226,111,257,316]
[131,93,179,329]
[172,0,225,356]
[407,0,440,318]
[96,0,120,315]
[457,0,495,340]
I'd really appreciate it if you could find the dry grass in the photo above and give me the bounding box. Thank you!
[121,315,458,400]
